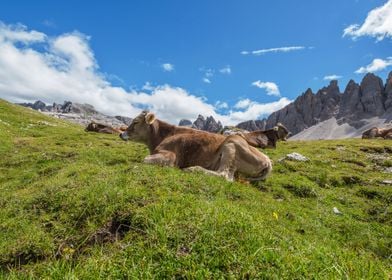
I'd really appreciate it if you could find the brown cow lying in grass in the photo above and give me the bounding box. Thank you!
[85,122,127,134]
[362,127,392,139]
[120,111,272,182]
[240,123,291,149]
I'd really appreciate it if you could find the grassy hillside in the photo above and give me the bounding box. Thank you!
[0,99,391,279]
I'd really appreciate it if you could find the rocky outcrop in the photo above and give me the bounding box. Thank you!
[359,73,385,116]
[178,119,192,127]
[191,115,223,133]
[384,72,392,116]
[115,116,133,125]
[266,72,392,136]
[18,100,132,128]
[236,119,266,131]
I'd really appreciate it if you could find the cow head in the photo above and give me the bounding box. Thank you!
[273,123,291,141]
[120,111,156,142]
[85,122,98,132]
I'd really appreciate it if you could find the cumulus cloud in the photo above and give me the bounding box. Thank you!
[199,68,214,83]
[234,98,252,109]
[343,0,392,41]
[225,98,292,124]
[219,65,231,74]
[202,77,211,84]
[0,22,46,43]
[241,46,307,56]
[161,63,174,72]
[252,81,281,97]
[323,74,342,80]
[215,101,229,110]
[355,57,392,73]
[0,21,292,126]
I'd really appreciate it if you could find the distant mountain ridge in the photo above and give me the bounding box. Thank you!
[265,72,392,137]
[18,100,132,127]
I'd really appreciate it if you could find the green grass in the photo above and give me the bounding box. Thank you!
[0,99,391,279]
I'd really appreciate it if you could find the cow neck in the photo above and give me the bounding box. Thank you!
[147,119,176,152]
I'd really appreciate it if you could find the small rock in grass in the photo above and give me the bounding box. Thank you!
[384,167,392,174]
[285,152,309,162]
[382,180,392,185]
[333,207,342,215]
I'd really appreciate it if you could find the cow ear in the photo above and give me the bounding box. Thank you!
[273,126,279,131]
[145,113,156,124]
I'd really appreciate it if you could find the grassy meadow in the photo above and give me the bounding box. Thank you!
[0,99,391,279]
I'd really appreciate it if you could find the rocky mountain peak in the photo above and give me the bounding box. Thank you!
[188,114,222,132]
[266,72,392,135]
[236,119,266,131]
[385,71,392,115]
[359,72,385,116]
[328,80,338,88]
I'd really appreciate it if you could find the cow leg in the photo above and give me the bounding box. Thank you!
[144,150,176,167]
[225,136,272,181]
[183,166,229,179]
[215,142,237,181]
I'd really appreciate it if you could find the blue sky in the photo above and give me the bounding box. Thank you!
[0,0,391,124]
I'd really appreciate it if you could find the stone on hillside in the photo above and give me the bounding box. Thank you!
[285,152,309,162]
[333,207,342,215]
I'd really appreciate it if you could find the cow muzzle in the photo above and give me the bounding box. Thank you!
[119,131,129,141]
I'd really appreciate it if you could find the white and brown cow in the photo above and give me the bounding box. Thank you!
[240,123,291,149]
[85,122,127,135]
[362,127,392,139]
[120,111,272,182]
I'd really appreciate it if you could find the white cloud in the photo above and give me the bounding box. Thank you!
[225,98,292,124]
[219,65,231,74]
[323,75,342,80]
[0,22,46,43]
[343,0,392,40]
[241,46,306,56]
[252,81,281,97]
[199,68,214,84]
[142,81,155,91]
[0,21,292,126]
[215,101,229,110]
[161,63,174,72]
[234,98,252,109]
[355,57,392,73]
[202,77,211,84]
